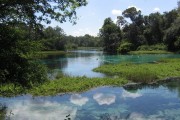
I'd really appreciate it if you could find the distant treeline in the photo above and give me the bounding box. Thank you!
[7,25,102,51]
[40,26,102,51]
[100,7,180,53]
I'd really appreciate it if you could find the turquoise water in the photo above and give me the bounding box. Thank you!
[43,50,180,78]
[1,80,180,120]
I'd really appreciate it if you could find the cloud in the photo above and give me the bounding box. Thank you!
[112,9,122,16]
[128,5,141,11]
[70,94,89,106]
[8,101,77,120]
[93,93,116,105]
[121,90,142,99]
[153,7,160,12]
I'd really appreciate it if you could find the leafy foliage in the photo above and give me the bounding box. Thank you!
[117,41,133,54]
[0,0,87,86]
[100,6,180,53]
[100,18,122,53]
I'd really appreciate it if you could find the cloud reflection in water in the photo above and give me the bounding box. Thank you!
[8,100,77,120]
[93,93,116,105]
[70,94,89,106]
[121,90,142,99]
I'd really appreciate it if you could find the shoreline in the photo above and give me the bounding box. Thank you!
[1,58,180,97]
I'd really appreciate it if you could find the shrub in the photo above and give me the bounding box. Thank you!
[137,44,167,51]
[118,41,133,54]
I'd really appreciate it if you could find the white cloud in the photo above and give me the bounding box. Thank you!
[70,94,89,106]
[121,90,142,99]
[93,93,116,105]
[8,101,77,120]
[112,9,122,16]
[153,7,160,12]
[128,5,141,11]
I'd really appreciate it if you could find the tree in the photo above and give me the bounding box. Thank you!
[116,16,127,28]
[122,7,145,49]
[0,0,87,25]
[41,26,66,50]
[122,7,141,23]
[100,18,122,53]
[0,0,87,86]
[164,17,180,51]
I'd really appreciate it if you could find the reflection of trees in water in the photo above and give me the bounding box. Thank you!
[0,104,7,120]
[43,54,68,70]
[162,80,180,98]
[98,112,136,120]
[123,78,180,98]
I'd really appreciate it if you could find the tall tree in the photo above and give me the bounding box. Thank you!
[0,0,87,86]
[100,18,122,53]
[122,7,145,48]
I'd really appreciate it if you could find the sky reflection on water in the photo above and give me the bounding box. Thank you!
[42,50,180,78]
[1,80,180,120]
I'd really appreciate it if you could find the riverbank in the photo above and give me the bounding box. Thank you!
[128,50,172,54]
[1,77,127,97]
[1,58,180,97]
[38,51,67,55]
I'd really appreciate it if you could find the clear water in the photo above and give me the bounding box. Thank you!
[1,50,180,120]
[1,80,180,120]
[42,50,180,78]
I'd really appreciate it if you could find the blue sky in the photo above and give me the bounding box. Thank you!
[47,0,179,36]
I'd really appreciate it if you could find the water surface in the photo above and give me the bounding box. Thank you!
[1,80,180,120]
[42,50,180,78]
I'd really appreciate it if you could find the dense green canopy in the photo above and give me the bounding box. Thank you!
[0,0,87,86]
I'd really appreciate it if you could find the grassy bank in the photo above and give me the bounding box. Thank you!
[38,51,66,55]
[94,58,180,83]
[129,50,172,54]
[77,47,103,50]
[1,58,180,97]
[1,77,127,97]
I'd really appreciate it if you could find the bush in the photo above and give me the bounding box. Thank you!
[118,41,133,54]
[0,25,47,88]
[137,44,167,51]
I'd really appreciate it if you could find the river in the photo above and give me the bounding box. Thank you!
[1,50,180,120]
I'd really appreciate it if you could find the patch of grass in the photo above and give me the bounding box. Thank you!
[0,77,127,96]
[94,58,180,83]
[1,58,180,97]
[38,51,66,55]
[77,47,103,50]
[0,83,25,97]
[29,77,127,96]
[128,50,172,54]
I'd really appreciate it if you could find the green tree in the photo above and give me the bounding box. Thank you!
[116,16,127,28]
[42,26,66,50]
[122,7,145,49]
[0,0,87,86]
[100,18,122,53]
[164,17,180,51]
